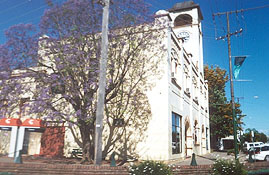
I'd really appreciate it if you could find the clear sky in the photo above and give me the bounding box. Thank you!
[0,0,268,135]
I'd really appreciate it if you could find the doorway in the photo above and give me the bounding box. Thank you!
[184,119,192,157]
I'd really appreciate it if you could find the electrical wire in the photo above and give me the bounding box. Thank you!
[0,0,62,27]
[0,0,31,16]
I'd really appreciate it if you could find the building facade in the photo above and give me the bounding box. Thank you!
[136,1,210,161]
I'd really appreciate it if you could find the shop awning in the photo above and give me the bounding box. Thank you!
[0,118,22,126]
[21,119,44,127]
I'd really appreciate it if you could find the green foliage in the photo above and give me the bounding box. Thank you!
[244,128,268,143]
[227,149,235,155]
[129,160,173,175]
[204,65,244,147]
[211,159,247,175]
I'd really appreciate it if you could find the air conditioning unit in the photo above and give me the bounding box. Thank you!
[195,97,198,101]
[186,88,190,93]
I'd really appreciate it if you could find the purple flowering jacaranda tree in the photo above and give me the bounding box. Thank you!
[0,0,166,163]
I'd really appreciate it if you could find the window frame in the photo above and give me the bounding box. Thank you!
[172,112,182,154]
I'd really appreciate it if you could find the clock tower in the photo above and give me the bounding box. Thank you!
[168,1,204,73]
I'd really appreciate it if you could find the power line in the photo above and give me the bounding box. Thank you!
[213,4,269,15]
[0,5,46,26]
[0,0,30,16]
[0,0,63,27]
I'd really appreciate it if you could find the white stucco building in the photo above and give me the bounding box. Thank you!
[136,1,210,161]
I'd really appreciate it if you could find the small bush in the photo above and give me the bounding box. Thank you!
[211,159,247,175]
[227,149,235,155]
[129,160,172,175]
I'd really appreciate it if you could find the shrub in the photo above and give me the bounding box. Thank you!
[211,159,247,175]
[227,149,235,155]
[129,160,173,175]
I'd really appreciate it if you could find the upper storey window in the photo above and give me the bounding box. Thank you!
[174,14,192,27]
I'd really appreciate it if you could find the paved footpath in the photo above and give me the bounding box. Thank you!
[1,151,247,166]
[169,151,247,166]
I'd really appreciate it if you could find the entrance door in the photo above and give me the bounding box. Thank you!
[22,130,42,155]
[185,121,192,157]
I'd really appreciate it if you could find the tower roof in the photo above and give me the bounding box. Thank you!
[168,1,203,20]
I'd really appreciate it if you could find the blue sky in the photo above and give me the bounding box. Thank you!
[0,0,268,135]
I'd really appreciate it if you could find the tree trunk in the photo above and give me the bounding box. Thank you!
[79,120,95,163]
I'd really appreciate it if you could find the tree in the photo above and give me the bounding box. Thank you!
[243,128,268,143]
[0,24,38,117]
[204,65,244,149]
[0,0,165,163]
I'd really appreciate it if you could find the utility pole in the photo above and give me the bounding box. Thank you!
[213,4,269,160]
[213,12,242,160]
[94,0,110,165]
[226,12,239,160]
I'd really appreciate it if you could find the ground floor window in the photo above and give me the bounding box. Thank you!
[206,127,209,150]
[172,112,182,154]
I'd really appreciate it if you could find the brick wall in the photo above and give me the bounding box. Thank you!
[172,164,213,175]
[0,161,268,175]
[0,162,129,175]
[40,126,65,157]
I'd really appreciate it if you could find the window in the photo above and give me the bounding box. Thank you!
[192,76,198,98]
[206,127,209,150]
[172,112,182,154]
[261,146,269,151]
[0,99,8,117]
[50,73,65,94]
[171,48,180,78]
[113,119,124,127]
[174,14,192,27]
[200,85,203,94]
[194,120,199,145]
[19,98,30,118]
[184,65,189,92]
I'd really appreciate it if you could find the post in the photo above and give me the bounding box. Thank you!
[226,12,238,160]
[251,130,254,142]
[94,0,110,165]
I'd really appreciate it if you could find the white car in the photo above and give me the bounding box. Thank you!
[243,142,264,153]
[250,144,269,161]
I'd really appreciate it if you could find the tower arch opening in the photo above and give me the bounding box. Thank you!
[174,14,192,27]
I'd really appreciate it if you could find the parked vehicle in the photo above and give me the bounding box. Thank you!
[243,142,264,153]
[248,144,269,161]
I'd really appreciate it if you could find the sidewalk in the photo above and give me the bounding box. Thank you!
[0,151,247,166]
[173,151,247,165]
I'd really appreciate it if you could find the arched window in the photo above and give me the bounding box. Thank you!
[174,14,192,27]
[194,120,199,144]
[192,76,198,98]
[171,48,178,61]
[183,65,189,91]
[171,48,180,77]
